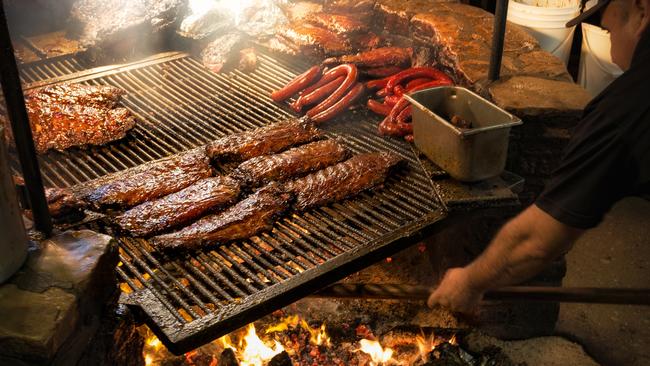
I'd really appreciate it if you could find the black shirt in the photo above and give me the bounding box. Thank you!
[535,27,650,229]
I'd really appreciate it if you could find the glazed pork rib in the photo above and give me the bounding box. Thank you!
[286,151,405,211]
[206,118,323,162]
[231,139,350,187]
[115,176,241,237]
[150,184,292,251]
[74,147,213,209]
[9,83,137,153]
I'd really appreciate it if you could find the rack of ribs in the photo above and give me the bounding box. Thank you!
[206,118,323,162]
[115,176,241,237]
[230,139,350,187]
[150,184,292,252]
[73,147,213,209]
[5,83,137,153]
[285,151,405,211]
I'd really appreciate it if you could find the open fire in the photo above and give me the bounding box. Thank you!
[140,311,465,366]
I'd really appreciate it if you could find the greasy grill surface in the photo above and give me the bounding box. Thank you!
[23,51,446,354]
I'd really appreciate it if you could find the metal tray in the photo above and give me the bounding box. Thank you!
[405,86,522,182]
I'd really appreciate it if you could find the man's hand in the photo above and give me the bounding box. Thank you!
[427,205,583,314]
[427,267,484,314]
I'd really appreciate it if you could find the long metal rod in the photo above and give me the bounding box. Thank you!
[488,0,510,81]
[314,283,650,305]
[0,2,52,235]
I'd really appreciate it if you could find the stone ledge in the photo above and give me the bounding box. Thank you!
[0,285,77,363]
[489,76,592,120]
[0,230,118,365]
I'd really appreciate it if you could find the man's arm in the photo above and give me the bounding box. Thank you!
[427,204,584,313]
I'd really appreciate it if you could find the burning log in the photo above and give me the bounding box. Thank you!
[267,351,292,366]
[218,348,239,366]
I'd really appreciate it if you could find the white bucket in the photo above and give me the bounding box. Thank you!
[507,0,580,65]
[578,23,623,96]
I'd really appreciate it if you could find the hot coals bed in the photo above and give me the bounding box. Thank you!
[18,51,446,354]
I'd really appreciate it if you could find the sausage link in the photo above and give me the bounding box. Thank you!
[365,76,392,91]
[307,64,358,118]
[367,99,392,116]
[385,67,452,93]
[378,117,412,137]
[387,97,410,123]
[406,79,454,93]
[291,76,345,112]
[405,77,433,90]
[396,105,412,124]
[383,95,401,107]
[311,83,365,124]
[271,66,321,102]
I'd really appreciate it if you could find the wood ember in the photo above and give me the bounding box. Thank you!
[218,348,238,366]
[267,351,292,366]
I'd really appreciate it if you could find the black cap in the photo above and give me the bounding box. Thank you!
[566,0,611,27]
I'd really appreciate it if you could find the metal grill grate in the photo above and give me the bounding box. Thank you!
[19,54,89,84]
[23,51,447,354]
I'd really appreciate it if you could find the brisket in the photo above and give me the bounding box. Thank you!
[69,0,184,48]
[277,23,352,58]
[206,118,323,162]
[150,184,292,252]
[115,176,241,237]
[308,13,368,35]
[231,139,350,187]
[323,47,412,68]
[285,152,404,211]
[200,33,246,73]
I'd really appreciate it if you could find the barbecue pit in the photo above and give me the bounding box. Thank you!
[0,0,594,364]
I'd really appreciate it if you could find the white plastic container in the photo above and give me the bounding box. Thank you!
[579,23,623,96]
[507,0,580,65]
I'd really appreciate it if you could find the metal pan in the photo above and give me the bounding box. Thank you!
[404,86,522,182]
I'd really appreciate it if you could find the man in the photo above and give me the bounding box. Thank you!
[428,0,650,313]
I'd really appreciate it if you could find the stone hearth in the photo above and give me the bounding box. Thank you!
[0,230,118,366]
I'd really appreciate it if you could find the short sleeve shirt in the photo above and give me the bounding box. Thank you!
[535,29,650,229]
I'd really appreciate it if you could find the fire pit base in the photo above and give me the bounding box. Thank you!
[0,230,118,366]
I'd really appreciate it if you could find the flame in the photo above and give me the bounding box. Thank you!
[147,335,163,351]
[449,334,458,346]
[143,333,164,366]
[416,333,436,360]
[220,324,284,366]
[265,315,330,346]
[300,319,331,347]
[359,339,394,365]
[265,315,300,334]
